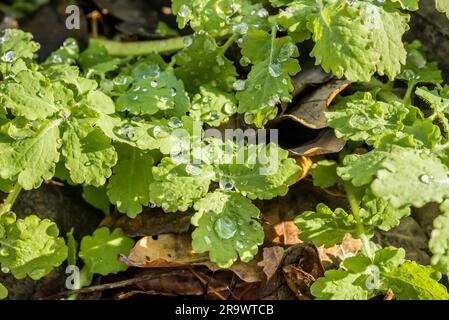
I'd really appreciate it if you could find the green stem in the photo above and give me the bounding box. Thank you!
[219,34,238,53]
[91,36,188,57]
[0,183,22,216]
[403,80,416,105]
[345,183,373,258]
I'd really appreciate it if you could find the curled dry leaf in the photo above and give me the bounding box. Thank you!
[289,129,346,157]
[271,221,302,246]
[273,79,350,129]
[101,209,193,237]
[317,233,362,269]
[291,65,334,98]
[123,233,264,283]
[282,265,315,300]
[257,246,285,281]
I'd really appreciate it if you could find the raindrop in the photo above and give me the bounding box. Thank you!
[1,267,9,273]
[257,8,269,18]
[52,55,63,63]
[214,217,237,239]
[236,240,244,249]
[170,88,177,97]
[347,0,356,5]
[186,164,203,176]
[268,63,281,77]
[149,201,157,208]
[2,50,16,62]
[0,248,8,257]
[233,79,246,91]
[219,177,234,191]
[168,117,183,128]
[150,80,158,88]
[183,37,193,48]
[84,161,93,167]
[160,96,169,103]
[204,236,212,245]
[178,4,191,18]
[132,95,139,101]
[239,230,245,236]
[113,75,129,86]
[119,124,134,139]
[208,111,220,121]
[153,126,169,138]
[232,22,248,35]
[224,102,235,114]
[419,174,431,184]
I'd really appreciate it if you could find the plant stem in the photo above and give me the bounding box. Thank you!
[403,80,416,105]
[345,183,373,258]
[91,36,188,57]
[0,183,22,216]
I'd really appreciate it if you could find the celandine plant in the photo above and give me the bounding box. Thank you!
[0,0,449,300]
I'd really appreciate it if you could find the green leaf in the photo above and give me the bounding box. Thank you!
[294,203,363,247]
[107,147,155,218]
[116,71,188,116]
[309,1,409,81]
[436,0,449,18]
[61,119,117,187]
[82,185,111,215]
[217,143,301,200]
[0,214,68,280]
[278,0,321,43]
[310,160,340,188]
[0,69,64,120]
[0,283,8,300]
[43,64,98,97]
[79,41,122,76]
[44,38,79,66]
[190,85,237,126]
[415,86,449,115]
[150,157,215,212]
[79,227,134,276]
[192,191,264,268]
[383,261,449,300]
[0,29,40,65]
[236,29,300,127]
[0,119,61,190]
[429,200,449,274]
[337,151,388,187]
[397,40,443,85]
[388,0,420,10]
[360,190,411,231]
[326,91,410,145]
[172,0,266,37]
[311,270,369,300]
[66,228,78,266]
[174,32,237,92]
[370,147,449,208]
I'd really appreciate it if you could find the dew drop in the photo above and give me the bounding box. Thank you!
[170,88,177,97]
[219,177,234,191]
[153,126,169,138]
[224,102,235,114]
[214,217,237,240]
[168,117,183,128]
[186,164,203,176]
[183,36,193,48]
[52,55,63,63]
[419,174,431,184]
[233,79,246,91]
[257,8,269,18]
[149,201,156,208]
[150,80,158,88]
[0,248,8,257]
[204,236,212,245]
[132,95,139,101]
[268,63,281,77]
[160,96,169,103]
[2,50,15,63]
[232,22,248,35]
[84,161,93,167]
[208,111,220,121]
[178,4,191,18]
[1,267,10,273]
[236,240,244,249]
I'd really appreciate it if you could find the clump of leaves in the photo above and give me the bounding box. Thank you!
[0,0,449,301]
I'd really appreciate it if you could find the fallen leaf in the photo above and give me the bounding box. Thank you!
[101,209,192,237]
[257,246,285,281]
[318,233,362,269]
[289,129,346,157]
[282,265,315,300]
[271,221,301,245]
[272,79,350,129]
[291,65,333,98]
